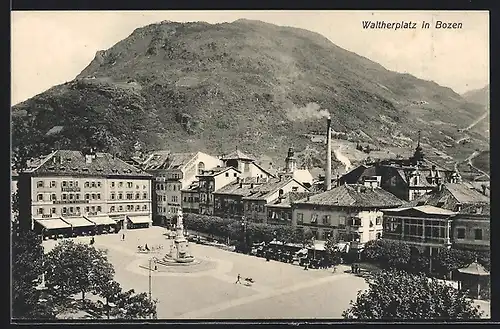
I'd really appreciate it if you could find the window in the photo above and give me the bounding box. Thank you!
[135,193,140,199]
[163,196,166,202]
[36,193,43,201]
[376,232,382,239]
[225,172,229,177]
[457,228,466,239]
[322,215,331,225]
[119,206,123,211]
[69,207,74,213]
[111,182,115,188]
[136,205,140,211]
[474,229,483,240]
[110,206,115,212]
[97,193,101,200]
[97,206,102,212]
[85,206,90,212]
[376,216,382,225]
[76,206,80,213]
[85,193,90,200]
[143,193,147,199]
[91,182,96,188]
[292,186,298,192]
[118,193,123,200]
[62,193,68,200]
[76,194,80,200]
[69,194,74,200]
[119,182,123,188]
[92,193,96,200]
[297,213,304,224]
[50,181,56,188]
[37,208,44,215]
[50,194,56,201]
[62,207,67,214]
[85,181,90,188]
[198,162,205,175]
[234,173,237,177]
[111,193,115,200]
[143,185,146,189]
[126,193,133,200]
[142,205,147,210]
[69,181,74,187]
[97,182,102,188]
[62,181,68,187]
[75,181,79,187]
[91,206,96,212]
[136,185,140,189]
[127,182,133,188]
[311,214,318,224]
[51,207,56,214]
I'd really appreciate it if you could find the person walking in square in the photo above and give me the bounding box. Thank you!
[235,274,241,284]
[122,233,125,241]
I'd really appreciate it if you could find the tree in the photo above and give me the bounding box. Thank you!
[111,289,157,319]
[12,225,54,319]
[362,239,411,270]
[434,248,475,278]
[301,227,314,248]
[343,269,483,320]
[44,240,114,301]
[325,236,342,266]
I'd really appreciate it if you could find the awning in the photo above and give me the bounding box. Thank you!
[34,217,71,230]
[62,216,95,228]
[127,215,151,224]
[84,215,116,226]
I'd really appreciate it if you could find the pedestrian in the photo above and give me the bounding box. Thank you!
[145,243,150,251]
[351,263,354,273]
[122,233,125,241]
[235,274,241,284]
[90,236,95,245]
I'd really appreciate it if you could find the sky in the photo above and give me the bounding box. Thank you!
[11,10,489,105]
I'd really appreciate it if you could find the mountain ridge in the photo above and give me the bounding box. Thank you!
[11,19,488,173]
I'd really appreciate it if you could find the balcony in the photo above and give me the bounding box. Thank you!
[61,187,81,192]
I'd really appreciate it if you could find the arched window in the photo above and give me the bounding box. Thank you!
[198,162,205,175]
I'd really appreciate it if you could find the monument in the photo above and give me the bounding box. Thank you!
[162,209,195,263]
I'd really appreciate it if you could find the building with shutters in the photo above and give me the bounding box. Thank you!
[17,148,153,236]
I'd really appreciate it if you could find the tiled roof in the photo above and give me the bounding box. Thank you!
[267,191,316,208]
[27,150,151,177]
[141,151,197,171]
[408,183,489,211]
[457,203,490,216]
[197,166,240,177]
[182,181,199,192]
[295,184,404,208]
[215,177,303,200]
[221,149,255,161]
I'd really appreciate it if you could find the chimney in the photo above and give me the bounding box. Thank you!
[239,182,243,188]
[257,176,260,183]
[481,184,487,195]
[237,177,240,184]
[250,183,254,189]
[307,195,310,201]
[324,115,332,191]
[336,174,340,187]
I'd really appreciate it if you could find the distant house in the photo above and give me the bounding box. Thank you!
[220,149,274,179]
[197,166,241,216]
[140,151,222,224]
[292,184,404,249]
[451,204,489,253]
[340,142,460,201]
[213,176,308,223]
[266,191,314,226]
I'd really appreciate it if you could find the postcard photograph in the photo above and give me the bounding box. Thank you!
[10,10,490,322]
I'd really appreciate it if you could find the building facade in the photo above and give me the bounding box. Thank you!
[266,192,313,226]
[382,205,457,272]
[292,184,404,245]
[340,143,460,201]
[197,167,241,215]
[18,149,153,234]
[451,204,490,253]
[221,149,274,179]
[140,151,222,224]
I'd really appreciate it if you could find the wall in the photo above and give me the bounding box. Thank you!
[181,190,200,214]
[452,215,489,251]
[30,176,152,221]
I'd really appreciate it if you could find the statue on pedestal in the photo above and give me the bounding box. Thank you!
[164,209,194,263]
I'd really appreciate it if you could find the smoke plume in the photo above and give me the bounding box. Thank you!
[285,102,330,121]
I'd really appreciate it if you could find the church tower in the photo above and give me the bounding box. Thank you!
[285,147,297,173]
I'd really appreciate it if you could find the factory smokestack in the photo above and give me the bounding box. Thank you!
[324,114,332,191]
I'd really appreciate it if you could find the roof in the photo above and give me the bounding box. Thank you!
[221,149,255,161]
[382,205,457,216]
[458,261,490,276]
[407,183,489,211]
[215,177,305,200]
[182,180,199,192]
[455,203,490,216]
[45,125,64,136]
[251,162,276,177]
[267,191,316,208]
[197,166,240,177]
[141,151,197,171]
[25,150,152,177]
[295,184,404,208]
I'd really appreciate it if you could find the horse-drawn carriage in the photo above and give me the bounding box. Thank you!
[137,244,163,253]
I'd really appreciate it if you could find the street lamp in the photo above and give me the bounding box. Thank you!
[241,216,247,252]
[148,257,157,303]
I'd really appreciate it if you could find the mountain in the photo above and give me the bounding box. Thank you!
[462,85,489,107]
[11,19,489,173]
